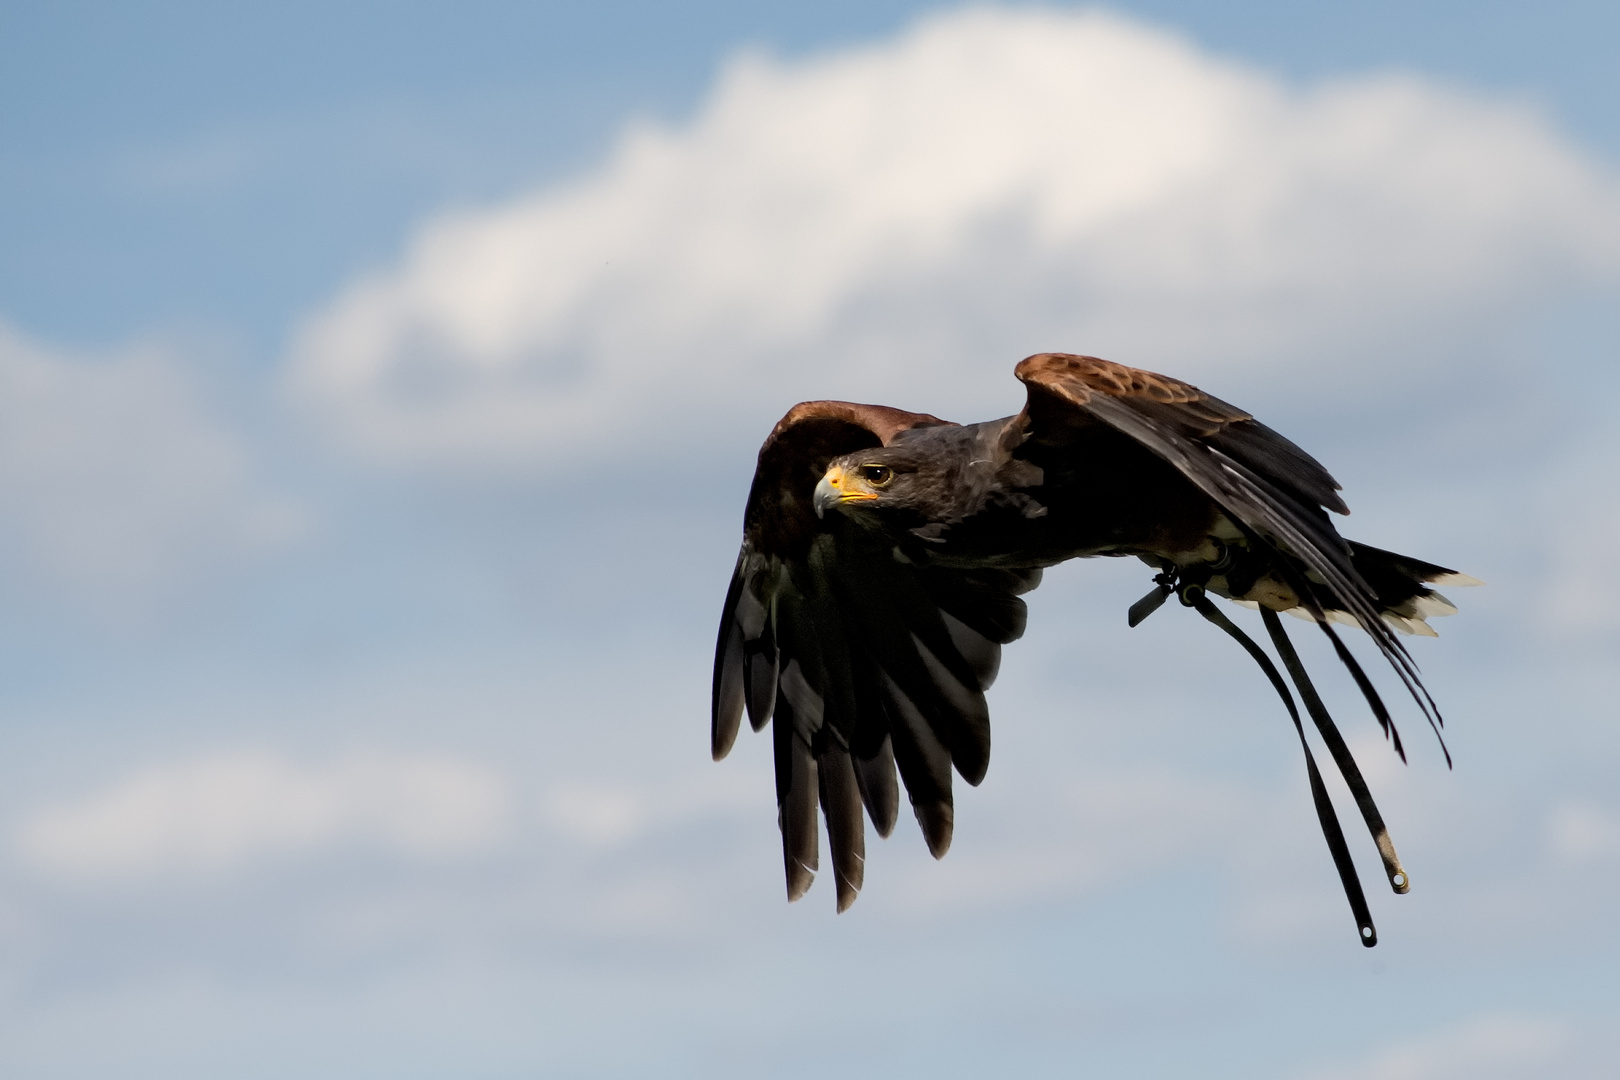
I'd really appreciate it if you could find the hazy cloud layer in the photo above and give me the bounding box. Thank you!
[15,751,511,880]
[0,323,302,601]
[1299,1015,1569,1080]
[1538,433,1620,635]
[1548,800,1620,863]
[288,6,1620,464]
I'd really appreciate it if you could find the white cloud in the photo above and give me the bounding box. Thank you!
[14,750,511,881]
[287,6,1620,465]
[0,322,303,600]
[1299,1014,1571,1080]
[539,772,756,848]
[1538,437,1620,635]
[1548,801,1620,863]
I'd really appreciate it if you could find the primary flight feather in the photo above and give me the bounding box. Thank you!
[711,353,1476,946]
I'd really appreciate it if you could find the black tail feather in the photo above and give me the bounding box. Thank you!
[1318,621,1418,766]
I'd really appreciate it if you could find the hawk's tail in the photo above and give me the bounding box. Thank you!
[1272,542,1479,764]
[1341,542,1482,637]
[1288,542,1479,638]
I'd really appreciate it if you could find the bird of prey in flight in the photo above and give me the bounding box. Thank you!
[711,353,1476,946]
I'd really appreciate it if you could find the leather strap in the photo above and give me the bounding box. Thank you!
[1181,586,1379,947]
[1261,607,1410,895]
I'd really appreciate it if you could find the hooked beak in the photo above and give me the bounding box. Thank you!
[813,464,877,518]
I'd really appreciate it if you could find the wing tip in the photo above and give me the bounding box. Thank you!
[834,858,864,913]
[711,718,740,761]
[871,792,898,836]
[915,801,955,859]
[785,860,815,903]
[956,756,989,788]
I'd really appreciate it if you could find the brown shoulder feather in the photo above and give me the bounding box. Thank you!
[1014,352,1253,436]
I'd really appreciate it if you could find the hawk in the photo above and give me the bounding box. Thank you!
[711,354,1476,945]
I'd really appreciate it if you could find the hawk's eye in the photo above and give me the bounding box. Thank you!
[858,465,894,488]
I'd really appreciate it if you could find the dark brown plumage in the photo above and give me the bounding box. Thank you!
[712,354,1475,944]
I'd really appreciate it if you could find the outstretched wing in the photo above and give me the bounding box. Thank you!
[713,401,1040,910]
[1012,353,1444,750]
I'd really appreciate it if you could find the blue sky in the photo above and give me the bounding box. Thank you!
[1,3,1618,1078]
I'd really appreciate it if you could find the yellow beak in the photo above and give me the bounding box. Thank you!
[813,465,878,518]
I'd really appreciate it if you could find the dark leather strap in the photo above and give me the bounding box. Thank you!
[1261,608,1410,895]
[1181,586,1379,947]
[1127,582,1172,627]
